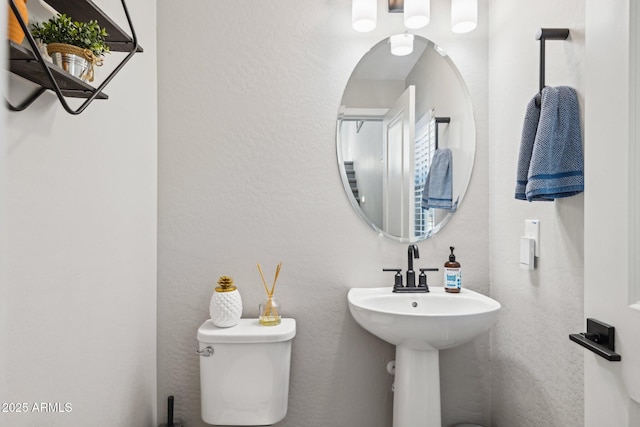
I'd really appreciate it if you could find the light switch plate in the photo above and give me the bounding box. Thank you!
[525,219,540,257]
[520,236,535,270]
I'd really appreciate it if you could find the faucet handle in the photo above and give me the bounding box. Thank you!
[418,268,439,292]
[383,268,403,290]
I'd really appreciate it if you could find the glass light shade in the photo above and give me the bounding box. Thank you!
[390,33,414,56]
[451,0,477,33]
[352,0,377,32]
[404,0,430,29]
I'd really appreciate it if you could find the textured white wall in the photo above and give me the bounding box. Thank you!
[0,1,158,426]
[488,1,585,426]
[157,0,488,426]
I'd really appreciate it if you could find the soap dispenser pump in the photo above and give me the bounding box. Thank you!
[444,246,461,293]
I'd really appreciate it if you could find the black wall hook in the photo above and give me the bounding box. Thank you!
[535,28,570,107]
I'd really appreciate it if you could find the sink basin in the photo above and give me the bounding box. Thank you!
[347,286,501,427]
[348,286,501,351]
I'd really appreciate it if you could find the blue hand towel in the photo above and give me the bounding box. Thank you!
[515,86,584,201]
[421,148,454,210]
[515,94,541,200]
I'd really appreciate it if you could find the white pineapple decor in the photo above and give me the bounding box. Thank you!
[210,276,243,328]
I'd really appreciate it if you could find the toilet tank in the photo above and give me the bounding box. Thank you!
[197,318,296,426]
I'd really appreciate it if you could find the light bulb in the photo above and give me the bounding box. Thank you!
[390,33,414,56]
[352,0,377,32]
[404,0,430,29]
[451,0,477,33]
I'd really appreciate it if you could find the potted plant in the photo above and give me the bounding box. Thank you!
[30,14,109,82]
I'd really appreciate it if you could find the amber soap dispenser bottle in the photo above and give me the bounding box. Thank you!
[444,246,461,293]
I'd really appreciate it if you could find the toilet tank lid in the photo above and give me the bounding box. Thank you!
[197,318,296,344]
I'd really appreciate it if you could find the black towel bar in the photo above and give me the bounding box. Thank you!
[535,28,570,106]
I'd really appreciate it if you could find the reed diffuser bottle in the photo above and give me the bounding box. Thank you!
[210,276,243,328]
[257,262,283,326]
[259,296,281,326]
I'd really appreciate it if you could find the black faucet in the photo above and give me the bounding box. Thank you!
[406,244,419,287]
[383,244,438,293]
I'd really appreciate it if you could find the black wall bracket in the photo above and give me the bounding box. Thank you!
[569,318,621,362]
[534,28,570,107]
[434,117,450,150]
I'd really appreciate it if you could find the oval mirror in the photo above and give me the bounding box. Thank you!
[337,35,476,242]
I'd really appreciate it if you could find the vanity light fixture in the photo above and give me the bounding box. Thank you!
[352,0,377,32]
[354,0,477,33]
[451,0,477,33]
[390,33,414,56]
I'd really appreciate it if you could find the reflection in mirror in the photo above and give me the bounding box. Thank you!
[337,35,476,242]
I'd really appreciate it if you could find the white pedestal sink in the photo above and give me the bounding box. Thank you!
[347,287,501,427]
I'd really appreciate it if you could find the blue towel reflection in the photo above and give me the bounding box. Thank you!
[422,148,455,210]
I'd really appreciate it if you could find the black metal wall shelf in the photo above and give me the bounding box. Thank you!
[6,0,142,114]
[44,0,143,53]
[9,41,108,99]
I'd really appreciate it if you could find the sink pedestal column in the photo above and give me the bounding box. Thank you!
[393,347,441,427]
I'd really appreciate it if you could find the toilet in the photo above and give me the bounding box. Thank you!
[197,318,296,426]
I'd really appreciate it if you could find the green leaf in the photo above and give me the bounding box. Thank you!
[29,13,110,57]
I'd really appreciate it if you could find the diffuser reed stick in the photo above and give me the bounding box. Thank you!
[257,263,271,296]
[257,262,282,325]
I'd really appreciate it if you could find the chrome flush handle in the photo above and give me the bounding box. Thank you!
[196,346,214,357]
